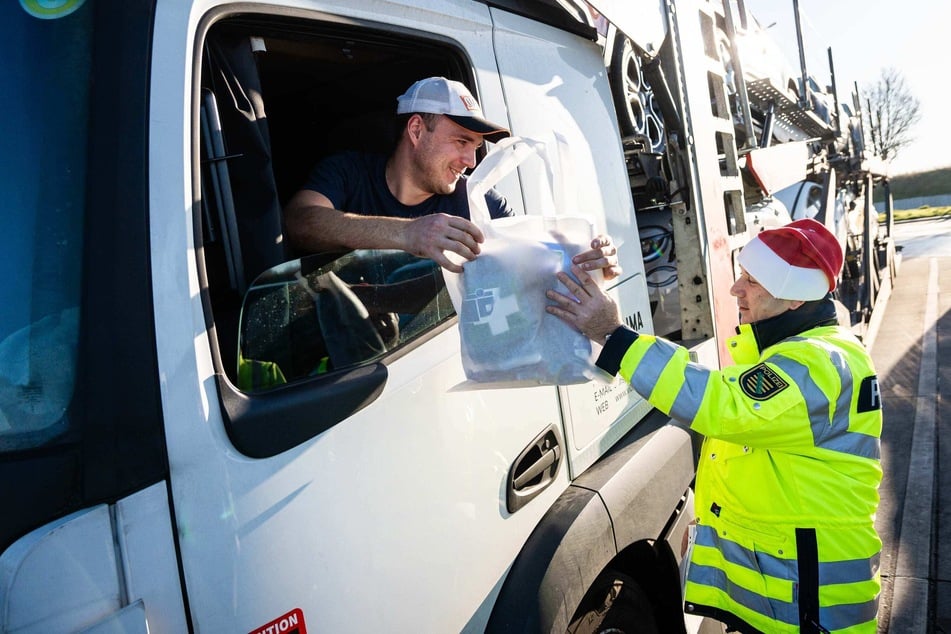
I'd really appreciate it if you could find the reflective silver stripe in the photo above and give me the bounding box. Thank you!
[783,337,855,445]
[669,363,710,423]
[687,562,799,626]
[819,598,880,631]
[629,338,710,423]
[629,337,680,393]
[819,553,881,585]
[695,525,796,581]
[693,526,881,630]
[767,352,881,460]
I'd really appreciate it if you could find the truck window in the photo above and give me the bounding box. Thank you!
[0,1,92,451]
[237,251,450,390]
[198,14,474,394]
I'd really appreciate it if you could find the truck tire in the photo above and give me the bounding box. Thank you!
[609,35,646,138]
[566,570,660,634]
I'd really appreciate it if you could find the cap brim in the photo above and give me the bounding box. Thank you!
[446,114,510,143]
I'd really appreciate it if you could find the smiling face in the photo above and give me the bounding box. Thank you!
[730,268,803,324]
[410,114,483,195]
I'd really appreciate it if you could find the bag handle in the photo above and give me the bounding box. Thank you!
[466,135,558,228]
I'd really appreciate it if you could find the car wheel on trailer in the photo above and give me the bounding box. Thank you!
[567,570,660,634]
[609,35,646,138]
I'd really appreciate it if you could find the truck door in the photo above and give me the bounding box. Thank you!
[488,6,656,476]
[150,2,577,632]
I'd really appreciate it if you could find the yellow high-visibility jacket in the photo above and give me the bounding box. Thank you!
[598,301,882,633]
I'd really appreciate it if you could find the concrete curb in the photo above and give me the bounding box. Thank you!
[888,258,939,633]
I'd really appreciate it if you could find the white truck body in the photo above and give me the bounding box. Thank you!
[1,0,894,631]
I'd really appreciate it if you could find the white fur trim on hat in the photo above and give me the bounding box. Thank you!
[738,234,830,301]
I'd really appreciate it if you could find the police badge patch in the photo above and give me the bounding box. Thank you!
[739,363,789,400]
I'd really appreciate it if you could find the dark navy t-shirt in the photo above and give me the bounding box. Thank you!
[303,151,514,220]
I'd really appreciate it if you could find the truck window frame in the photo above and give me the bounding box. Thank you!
[194,8,488,458]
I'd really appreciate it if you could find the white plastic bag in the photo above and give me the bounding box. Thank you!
[443,135,604,386]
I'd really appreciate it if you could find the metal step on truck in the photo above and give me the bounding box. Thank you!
[0,0,894,632]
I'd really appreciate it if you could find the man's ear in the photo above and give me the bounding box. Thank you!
[406,114,424,144]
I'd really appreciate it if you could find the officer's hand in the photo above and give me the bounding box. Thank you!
[403,213,485,274]
[573,234,622,281]
[547,264,622,344]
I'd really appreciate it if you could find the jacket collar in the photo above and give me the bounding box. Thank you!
[733,295,840,357]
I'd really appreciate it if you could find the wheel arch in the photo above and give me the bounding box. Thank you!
[485,410,697,633]
[484,484,617,633]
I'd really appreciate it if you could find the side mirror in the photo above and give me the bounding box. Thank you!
[221,250,453,457]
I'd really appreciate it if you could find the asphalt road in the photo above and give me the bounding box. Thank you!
[869,216,950,633]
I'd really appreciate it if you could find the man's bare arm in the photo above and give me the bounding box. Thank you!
[284,189,402,252]
[284,189,484,273]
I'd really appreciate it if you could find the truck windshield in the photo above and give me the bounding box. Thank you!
[0,1,93,451]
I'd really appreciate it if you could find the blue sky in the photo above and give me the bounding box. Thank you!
[745,0,950,175]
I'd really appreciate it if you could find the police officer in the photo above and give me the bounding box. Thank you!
[547,218,882,633]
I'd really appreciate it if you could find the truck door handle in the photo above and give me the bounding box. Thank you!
[506,424,564,513]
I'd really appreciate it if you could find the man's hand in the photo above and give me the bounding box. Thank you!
[573,234,622,281]
[403,213,485,274]
[547,264,623,344]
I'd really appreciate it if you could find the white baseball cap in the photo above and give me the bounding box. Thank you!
[396,76,510,143]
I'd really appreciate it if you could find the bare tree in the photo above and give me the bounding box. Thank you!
[863,67,921,161]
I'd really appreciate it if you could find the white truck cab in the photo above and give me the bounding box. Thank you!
[1,1,705,632]
[3,0,896,630]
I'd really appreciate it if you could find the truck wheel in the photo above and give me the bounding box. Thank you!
[567,570,660,634]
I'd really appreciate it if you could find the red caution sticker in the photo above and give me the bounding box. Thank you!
[249,608,307,634]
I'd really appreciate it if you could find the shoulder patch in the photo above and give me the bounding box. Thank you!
[739,363,789,401]
[857,375,882,412]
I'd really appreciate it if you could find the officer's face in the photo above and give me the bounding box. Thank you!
[730,268,800,324]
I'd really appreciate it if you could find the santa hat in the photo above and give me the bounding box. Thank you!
[737,218,843,301]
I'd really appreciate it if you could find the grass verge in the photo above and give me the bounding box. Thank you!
[881,206,951,222]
